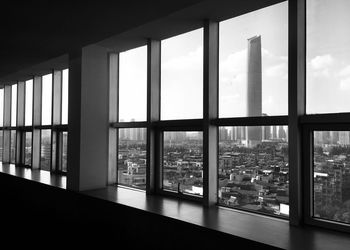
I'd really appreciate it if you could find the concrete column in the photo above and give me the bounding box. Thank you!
[67,44,109,191]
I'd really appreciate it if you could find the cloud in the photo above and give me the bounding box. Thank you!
[310,54,334,70]
[338,65,350,77]
[340,77,350,90]
[265,63,288,78]
[162,46,203,71]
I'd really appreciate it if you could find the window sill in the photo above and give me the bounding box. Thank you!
[0,163,66,189]
[83,186,350,250]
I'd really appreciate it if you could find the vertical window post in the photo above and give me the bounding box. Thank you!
[289,0,306,225]
[203,20,219,206]
[52,70,63,172]
[32,76,42,169]
[108,53,119,185]
[16,81,25,164]
[147,39,161,194]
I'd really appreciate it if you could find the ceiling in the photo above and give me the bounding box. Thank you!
[0,0,205,79]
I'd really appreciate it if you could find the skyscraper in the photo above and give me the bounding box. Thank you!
[246,35,262,147]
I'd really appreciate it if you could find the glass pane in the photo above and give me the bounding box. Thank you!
[10,130,16,163]
[161,29,203,120]
[25,132,32,166]
[307,0,350,114]
[313,131,350,224]
[0,88,3,127]
[219,2,288,118]
[117,128,146,190]
[119,46,147,122]
[42,74,52,125]
[25,80,33,126]
[218,126,289,217]
[60,131,68,172]
[11,84,17,126]
[163,131,203,196]
[0,131,3,161]
[62,69,69,124]
[41,129,51,171]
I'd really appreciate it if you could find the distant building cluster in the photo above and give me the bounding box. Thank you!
[163,137,203,196]
[219,125,288,143]
[119,126,146,141]
[314,136,350,223]
[314,131,350,146]
[218,140,289,216]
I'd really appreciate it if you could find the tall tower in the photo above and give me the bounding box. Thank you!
[246,35,262,147]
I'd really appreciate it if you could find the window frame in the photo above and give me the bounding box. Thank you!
[0,69,68,175]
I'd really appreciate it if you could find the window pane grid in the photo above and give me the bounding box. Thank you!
[117,128,147,190]
[162,131,203,197]
[218,125,289,218]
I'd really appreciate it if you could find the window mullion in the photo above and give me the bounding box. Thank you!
[108,53,119,185]
[32,76,42,169]
[203,20,219,207]
[288,0,306,226]
[147,39,161,194]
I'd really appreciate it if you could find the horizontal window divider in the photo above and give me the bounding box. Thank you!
[111,121,149,128]
[212,116,288,126]
[153,119,203,130]
[300,113,350,124]
[303,123,350,130]
[33,125,55,130]
[51,170,67,176]
[52,125,68,130]
[15,126,33,132]
[3,126,14,130]
[156,189,203,203]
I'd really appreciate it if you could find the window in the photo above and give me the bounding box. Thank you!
[0,88,3,162]
[117,128,147,189]
[219,2,288,118]
[25,80,33,126]
[162,131,203,196]
[161,28,203,120]
[62,69,69,125]
[10,130,16,163]
[59,131,68,172]
[119,46,147,122]
[11,84,17,127]
[218,126,289,217]
[312,130,350,224]
[40,129,51,171]
[0,130,3,161]
[0,69,69,172]
[0,88,3,127]
[307,0,350,114]
[303,0,350,233]
[42,74,52,125]
[216,2,289,218]
[24,132,32,166]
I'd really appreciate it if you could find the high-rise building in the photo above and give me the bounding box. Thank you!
[246,35,262,147]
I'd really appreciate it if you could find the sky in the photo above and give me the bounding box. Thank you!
[42,74,52,125]
[118,2,289,121]
[306,0,350,114]
[1,0,343,124]
[219,2,288,117]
